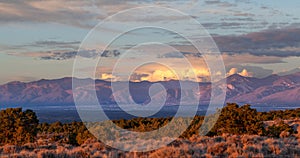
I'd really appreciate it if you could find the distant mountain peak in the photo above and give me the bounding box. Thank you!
[228,73,245,79]
[7,81,24,85]
[0,72,300,106]
[226,74,253,83]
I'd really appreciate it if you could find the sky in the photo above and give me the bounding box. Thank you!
[0,0,300,84]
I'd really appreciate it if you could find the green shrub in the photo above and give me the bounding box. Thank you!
[264,121,294,138]
[207,103,265,136]
[0,108,39,145]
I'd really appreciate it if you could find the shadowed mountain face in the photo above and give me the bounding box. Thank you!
[0,72,300,106]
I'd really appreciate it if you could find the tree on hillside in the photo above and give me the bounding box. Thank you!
[0,108,39,145]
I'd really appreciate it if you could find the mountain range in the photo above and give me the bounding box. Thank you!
[0,72,300,107]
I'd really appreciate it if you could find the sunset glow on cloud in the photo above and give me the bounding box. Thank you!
[101,62,213,82]
[227,68,253,77]
[0,0,300,84]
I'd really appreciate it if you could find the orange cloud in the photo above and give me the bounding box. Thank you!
[239,69,253,77]
[142,69,178,81]
[227,68,253,77]
[227,68,238,76]
[100,73,118,81]
[128,63,211,82]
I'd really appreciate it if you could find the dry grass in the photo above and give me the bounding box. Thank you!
[0,119,299,158]
[1,135,299,157]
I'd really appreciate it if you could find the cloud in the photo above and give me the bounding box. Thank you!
[202,21,267,31]
[227,68,253,77]
[170,27,300,58]
[0,1,102,28]
[221,17,255,22]
[128,64,179,82]
[100,73,119,81]
[147,69,178,81]
[239,69,252,77]
[167,27,300,58]
[158,45,285,64]
[9,49,121,60]
[32,40,80,49]
[130,73,149,82]
[226,65,273,78]
[90,54,276,82]
[158,51,202,58]
[101,50,121,57]
[2,40,81,53]
[125,62,212,82]
[278,68,300,76]
[130,67,212,82]
[39,50,99,60]
[0,0,298,34]
[0,1,190,27]
[222,53,284,64]
[214,28,300,57]
[204,0,236,7]
[227,67,238,76]
[233,12,255,17]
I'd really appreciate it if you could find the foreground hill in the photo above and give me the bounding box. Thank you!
[0,72,300,106]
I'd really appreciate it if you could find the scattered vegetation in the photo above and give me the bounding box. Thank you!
[0,103,299,157]
[0,108,39,145]
[207,103,265,136]
[0,130,299,157]
[259,108,300,121]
